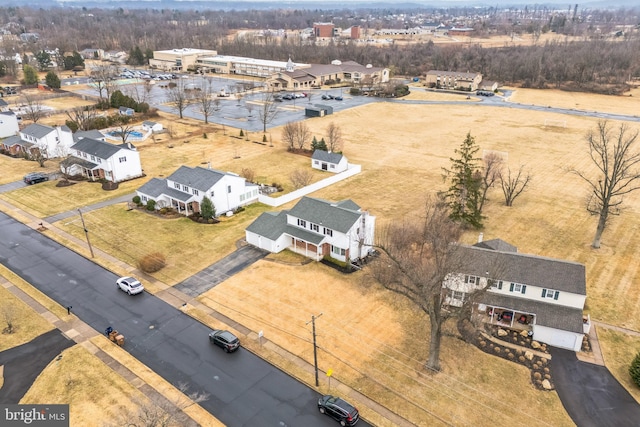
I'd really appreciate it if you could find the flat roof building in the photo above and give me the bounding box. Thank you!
[149,48,217,72]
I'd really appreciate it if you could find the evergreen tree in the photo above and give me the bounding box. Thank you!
[34,50,52,71]
[442,132,484,229]
[23,64,38,85]
[630,351,640,387]
[200,196,216,220]
[45,71,61,89]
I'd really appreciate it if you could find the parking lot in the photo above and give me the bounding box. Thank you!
[74,72,379,132]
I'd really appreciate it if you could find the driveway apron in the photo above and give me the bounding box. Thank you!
[550,347,640,427]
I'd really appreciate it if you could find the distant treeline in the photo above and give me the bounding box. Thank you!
[0,6,638,93]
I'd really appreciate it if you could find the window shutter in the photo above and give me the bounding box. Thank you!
[521,285,527,294]
[541,289,547,298]
[509,283,514,292]
[498,281,503,290]
[554,291,559,300]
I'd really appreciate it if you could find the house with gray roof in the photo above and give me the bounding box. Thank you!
[62,137,142,183]
[73,129,106,143]
[311,149,348,173]
[136,165,259,216]
[16,123,74,158]
[245,196,375,263]
[442,238,589,351]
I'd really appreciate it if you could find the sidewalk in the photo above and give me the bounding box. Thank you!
[0,198,416,427]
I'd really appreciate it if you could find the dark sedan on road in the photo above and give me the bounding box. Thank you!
[208,329,240,352]
[23,172,49,185]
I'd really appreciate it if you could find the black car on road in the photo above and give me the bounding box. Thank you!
[318,395,359,426]
[208,330,240,352]
[23,172,49,185]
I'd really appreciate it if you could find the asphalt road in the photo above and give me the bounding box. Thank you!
[550,347,640,427]
[0,211,369,427]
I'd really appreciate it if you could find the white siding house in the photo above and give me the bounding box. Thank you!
[0,111,19,138]
[311,150,348,173]
[17,123,74,158]
[245,196,375,263]
[136,165,259,216]
[442,238,588,352]
[62,138,143,183]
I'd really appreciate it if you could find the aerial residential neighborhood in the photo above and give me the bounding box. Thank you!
[1,1,640,427]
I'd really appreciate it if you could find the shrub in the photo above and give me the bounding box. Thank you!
[350,87,361,95]
[132,195,141,205]
[203,133,207,139]
[630,352,640,387]
[146,199,156,211]
[263,134,267,142]
[239,129,244,137]
[138,252,166,273]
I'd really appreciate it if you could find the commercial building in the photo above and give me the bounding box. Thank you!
[149,48,217,72]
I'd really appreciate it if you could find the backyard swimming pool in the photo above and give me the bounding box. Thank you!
[108,130,144,138]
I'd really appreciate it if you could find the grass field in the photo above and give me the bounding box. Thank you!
[3,84,640,425]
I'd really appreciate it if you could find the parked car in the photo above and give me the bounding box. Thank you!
[208,330,240,352]
[23,172,49,185]
[334,96,343,101]
[318,395,359,426]
[282,94,293,100]
[116,276,145,295]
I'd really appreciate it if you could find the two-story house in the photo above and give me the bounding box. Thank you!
[442,238,588,351]
[14,123,75,158]
[61,138,143,183]
[0,111,19,139]
[136,165,259,216]
[245,196,375,263]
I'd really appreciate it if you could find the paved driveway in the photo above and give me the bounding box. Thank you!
[0,212,366,427]
[0,330,74,403]
[175,245,267,297]
[550,347,640,427]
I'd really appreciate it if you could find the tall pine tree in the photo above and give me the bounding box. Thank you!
[442,132,484,229]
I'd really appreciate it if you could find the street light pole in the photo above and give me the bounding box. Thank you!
[307,312,323,386]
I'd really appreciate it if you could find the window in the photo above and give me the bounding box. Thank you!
[331,246,345,256]
[174,183,180,189]
[192,189,199,196]
[542,289,560,300]
[297,219,306,228]
[210,191,214,197]
[227,185,231,193]
[324,228,333,237]
[119,157,126,163]
[330,164,335,169]
[491,280,503,290]
[141,196,147,202]
[311,224,319,232]
[509,283,527,294]
[314,160,319,165]
[464,275,477,285]
[450,290,465,301]
[183,185,188,191]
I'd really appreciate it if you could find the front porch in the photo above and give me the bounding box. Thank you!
[474,303,535,334]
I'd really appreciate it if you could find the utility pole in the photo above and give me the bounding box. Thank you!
[78,208,94,258]
[306,312,323,386]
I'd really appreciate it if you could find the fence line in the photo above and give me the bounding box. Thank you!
[257,164,362,207]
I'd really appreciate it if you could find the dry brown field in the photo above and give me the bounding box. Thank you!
[4,84,640,425]
[377,32,585,48]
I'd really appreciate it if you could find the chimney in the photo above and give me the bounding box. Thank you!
[477,232,484,243]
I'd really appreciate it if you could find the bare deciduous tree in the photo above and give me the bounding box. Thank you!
[282,122,297,151]
[107,382,209,427]
[241,167,256,183]
[91,65,119,102]
[498,165,532,207]
[166,80,192,119]
[478,152,504,213]
[289,169,313,189]
[195,80,214,124]
[370,196,466,371]
[294,122,311,151]
[113,121,136,145]
[325,122,343,152]
[21,94,45,123]
[258,91,279,133]
[66,105,98,131]
[571,120,640,248]
[1,301,17,334]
